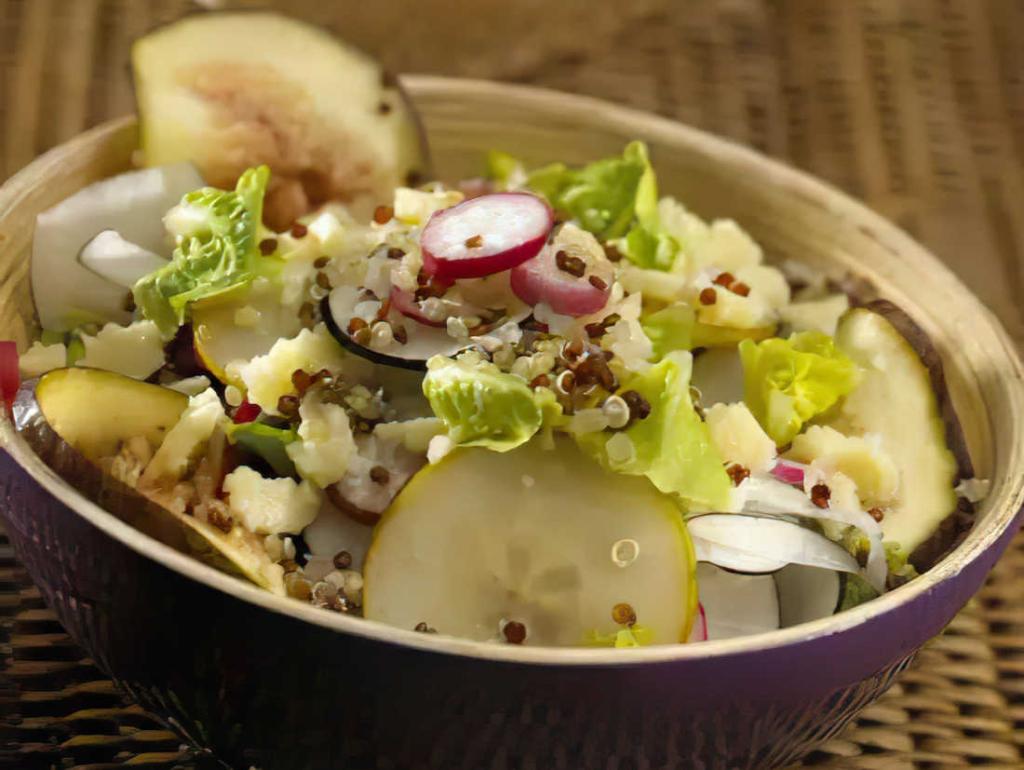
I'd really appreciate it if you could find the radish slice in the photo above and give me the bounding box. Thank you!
[696,563,779,640]
[774,564,842,627]
[688,513,861,575]
[78,230,168,288]
[687,603,708,642]
[0,341,19,411]
[390,286,446,328]
[770,459,808,487]
[421,192,553,280]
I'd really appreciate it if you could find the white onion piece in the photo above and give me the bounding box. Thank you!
[688,514,861,576]
[696,563,779,640]
[774,564,842,627]
[78,230,168,288]
[738,474,887,591]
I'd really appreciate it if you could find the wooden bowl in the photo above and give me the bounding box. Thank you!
[1,77,1022,769]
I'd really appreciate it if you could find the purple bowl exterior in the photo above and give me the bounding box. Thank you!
[1,451,1020,769]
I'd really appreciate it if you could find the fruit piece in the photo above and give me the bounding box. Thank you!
[688,513,862,575]
[695,563,779,640]
[78,230,167,288]
[32,164,203,332]
[192,281,302,386]
[1,341,19,411]
[10,369,285,594]
[510,223,613,316]
[132,12,428,229]
[364,439,696,646]
[421,193,553,280]
[140,388,225,485]
[827,304,967,556]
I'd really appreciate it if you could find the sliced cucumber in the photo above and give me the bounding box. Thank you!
[829,306,963,554]
[363,439,696,646]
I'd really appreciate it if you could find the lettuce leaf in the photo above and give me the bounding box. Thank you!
[226,421,298,478]
[641,304,695,359]
[133,166,269,336]
[423,354,552,452]
[739,331,860,445]
[577,351,732,510]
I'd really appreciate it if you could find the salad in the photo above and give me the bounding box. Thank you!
[4,13,981,648]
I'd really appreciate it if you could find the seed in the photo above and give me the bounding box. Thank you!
[699,287,718,306]
[347,317,368,335]
[298,301,317,329]
[726,464,751,486]
[464,234,484,248]
[386,247,405,260]
[811,483,831,509]
[584,322,606,339]
[529,373,551,389]
[375,298,392,322]
[868,507,885,522]
[561,338,585,363]
[502,620,527,644]
[284,572,312,601]
[611,539,640,568]
[604,243,623,262]
[602,395,631,429]
[555,370,576,394]
[414,622,437,634]
[258,238,278,256]
[730,281,750,297]
[555,250,587,278]
[315,272,332,290]
[378,100,392,115]
[290,223,308,238]
[713,271,735,287]
[620,390,651,422]
[369,465,391,485]
[353,327,372,346]
[207,508,233,533]
[277,394,300,417]
[333,550,353,570]
[291,368,313,394]
[314,256,330,269]
[588,275,609,291]
[311,368,333,386]
[575,354,618,392]
[392,325,408,345]
[311,580,339,607]
[373,205,394,224]
[611,602,637,627]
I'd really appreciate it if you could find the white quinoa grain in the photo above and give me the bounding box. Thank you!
[611,538,640,568]
[601,395,631,429]
[224,385,243,407]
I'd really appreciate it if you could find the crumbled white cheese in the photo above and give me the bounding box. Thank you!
[78,320,166,379]
[237,324,347,415]
[373,417,445,453]
[165,375,212,396]
[223,466,322,536]
[393,187,463,225]
[285,395,357,488]
[786,425,900,507]
[780,294,850,336]
[705,402,777,473]
[307,211,346,257]
[734,264,791,310]
[19,341,66,377]
[141,388,225,484]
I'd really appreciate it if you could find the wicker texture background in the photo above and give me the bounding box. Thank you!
[1,1,1023,767]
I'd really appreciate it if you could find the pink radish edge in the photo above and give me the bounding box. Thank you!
[389,285,447,328]
[770,459,808,487]
[510,244,613,317]
[688,603,708,643]
[421,192,554,281]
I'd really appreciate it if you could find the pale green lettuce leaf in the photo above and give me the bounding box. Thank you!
[641,304,695,359]
[577,351,732,510]
[226,421,298,478]
[134,165,270,335]
[739,331,860,445]
[423,354,555,451]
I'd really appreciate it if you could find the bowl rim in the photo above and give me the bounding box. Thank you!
[3,75,1024,667]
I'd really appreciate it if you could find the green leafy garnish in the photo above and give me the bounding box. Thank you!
[577,351,732,511]
[485,150,524,188]
[422,354,552,452]
[641,304,695,359]
[226,421,298,477]
[584,625,654,648]
[133,166,270,336]
[739,331,860,445]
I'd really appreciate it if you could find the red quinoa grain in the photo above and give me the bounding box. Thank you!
[699,287,718,306]
[811,483,831,509]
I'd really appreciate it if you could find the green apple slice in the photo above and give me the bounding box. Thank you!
[363,438,696,646]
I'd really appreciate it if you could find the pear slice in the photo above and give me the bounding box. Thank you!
[132,12,429,229]
[363,439,696,646]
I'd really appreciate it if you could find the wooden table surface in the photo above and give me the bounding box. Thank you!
[2,1,1024,768]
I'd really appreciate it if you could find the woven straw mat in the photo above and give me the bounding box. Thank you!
[2,1,1024,768]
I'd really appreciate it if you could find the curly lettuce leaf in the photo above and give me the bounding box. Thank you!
[577,351,732,510]
[133,166,269,336]
[423,354,554,452]
[739,331,860,445]
[641,304,695,359]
